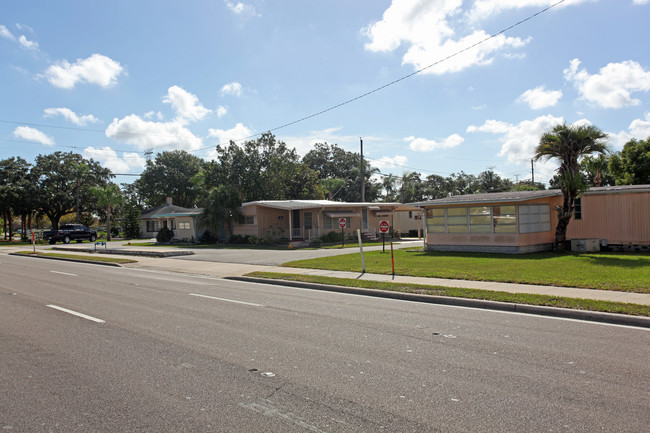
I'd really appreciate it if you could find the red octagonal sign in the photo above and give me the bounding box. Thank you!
[379,220,390,233]
[338,218,347,228]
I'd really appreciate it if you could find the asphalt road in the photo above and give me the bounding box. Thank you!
[1,255,649,432]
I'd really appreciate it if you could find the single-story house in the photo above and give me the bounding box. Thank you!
[413,185,650,254]
[233,200,421,243]
[139,198,207,242]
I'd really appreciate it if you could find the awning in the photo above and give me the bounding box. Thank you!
[324,211,361,218]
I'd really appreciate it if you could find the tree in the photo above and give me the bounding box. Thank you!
[0,157,34,240]
[302,142,381,202]
[534,123,608,251]
[200,185,243,240]
[31,152,112,230]
[136,150,205,208]
[122,199,141,239]
[90,183,124,241]
[609,137,650,185]
[581,154,614,187]
[399,172,423,203]
[208,133,324,202]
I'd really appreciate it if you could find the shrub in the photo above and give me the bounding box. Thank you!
[321,231,343,243]
[229,234,251,244]
[200,230,218,244]
[156,227,174,243]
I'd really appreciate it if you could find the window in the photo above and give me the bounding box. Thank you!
[408,211,413,219]
[447,207,468,233]
[519,204,550,233]
[469,206,492,233]
[574,197,582,220]
[493,205,516,233]
[244,216,255,225]
[146,221,159,232]
[426,208,446,233]
[178,222,190,230]
[324,216,350,229]
[170,219,175,230]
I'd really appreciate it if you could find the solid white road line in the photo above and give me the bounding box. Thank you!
[50,271,78,276]
[189,293,264,307]
[46,305,106,323]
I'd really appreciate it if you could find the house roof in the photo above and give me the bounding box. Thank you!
[411,184,650,207]
[241,199,417,211]
[140,203,203,219]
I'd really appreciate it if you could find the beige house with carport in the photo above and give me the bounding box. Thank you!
[139,198,206,241]
[414,185,650,254]
[233,199,421,243]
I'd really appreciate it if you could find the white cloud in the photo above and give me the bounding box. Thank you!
[0,25,15,41]
[216,106,227,118]
[162,85,211,124]
[105,114,203,152]
[83,147,146,173]
[363,0,529,75]
[518,86,563,109]
[469,114,564,165]
[44,107,99,126]
[18,35,38,50]
[629,113,650,139]
[224,1,259,17]
[205,123,254,159]
[564,58,650,109]
[406,133,464,152]
[283,127,365,156]
[220,82,242,97]
[468,0,589,22]
[43,53,124,89]
[372,155,409,170]
[633,0,648,5]
[144,111,164,120]
[13,126,54,146]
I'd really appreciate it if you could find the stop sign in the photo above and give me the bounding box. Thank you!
[379,220,390,233]
[338,218,347,228]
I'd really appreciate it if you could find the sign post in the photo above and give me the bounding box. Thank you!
[356,229,365,273]
[338,218,347,248]
[378,220,390,252]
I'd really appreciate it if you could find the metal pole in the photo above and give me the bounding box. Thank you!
[357,229,365,273]
[360,138,365,202]
[390,242,395,277]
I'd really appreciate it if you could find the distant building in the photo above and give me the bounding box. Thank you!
[139,197,206,242]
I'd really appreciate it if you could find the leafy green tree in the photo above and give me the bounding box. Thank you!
[534,123,608,251]
[581,154,614,187]
[200,185,243,240]
[0,157,35,239]
[136,150,205,208]
[302,142,380,202]
[32,152,112,230]
[208,133,324,202]
[90,183,124,241]
[422,174,452,199]
[122,199,141,239]
[609,137,650,185]
[399,171,423,203]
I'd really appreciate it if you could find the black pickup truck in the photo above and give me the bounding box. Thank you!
[43,224,97,244]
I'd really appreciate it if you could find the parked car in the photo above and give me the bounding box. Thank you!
[43,224,97,244]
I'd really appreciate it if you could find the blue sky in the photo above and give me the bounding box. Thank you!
[2,0,649,188]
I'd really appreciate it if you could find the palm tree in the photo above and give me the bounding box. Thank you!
[534,123,608,251]
[200,186,243,241]
[90,184,125,241]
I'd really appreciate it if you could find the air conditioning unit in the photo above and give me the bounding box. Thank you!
[570,238,600,252]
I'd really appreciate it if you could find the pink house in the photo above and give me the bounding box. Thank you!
[415,185,650,253]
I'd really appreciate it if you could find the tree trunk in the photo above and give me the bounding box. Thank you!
[553,196,574,252]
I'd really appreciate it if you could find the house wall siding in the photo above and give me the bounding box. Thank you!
[566,191,650,244]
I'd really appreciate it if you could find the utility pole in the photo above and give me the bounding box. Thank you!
[360,137,365,202]
[531,159,535,184]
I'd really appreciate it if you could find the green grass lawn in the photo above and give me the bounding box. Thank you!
[283,249,650,293]
[247,272,650,317]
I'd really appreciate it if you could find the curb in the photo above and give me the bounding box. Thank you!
[51,247,194,257]
[9,252,123,267]
[228,276,650,329]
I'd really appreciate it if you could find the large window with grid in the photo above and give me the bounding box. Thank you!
[426,205,518,234]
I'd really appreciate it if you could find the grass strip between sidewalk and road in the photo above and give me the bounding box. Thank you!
[246,271,650,317]
[14,251,137,264]
[283,249,650,293]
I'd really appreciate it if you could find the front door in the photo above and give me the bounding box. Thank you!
[362,209,368,230]
[292,209,301,238]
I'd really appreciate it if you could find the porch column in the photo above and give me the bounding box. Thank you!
[288,210,293,241]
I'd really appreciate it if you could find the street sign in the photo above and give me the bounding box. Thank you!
[338,218,347,229]
[379,220,390,233]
